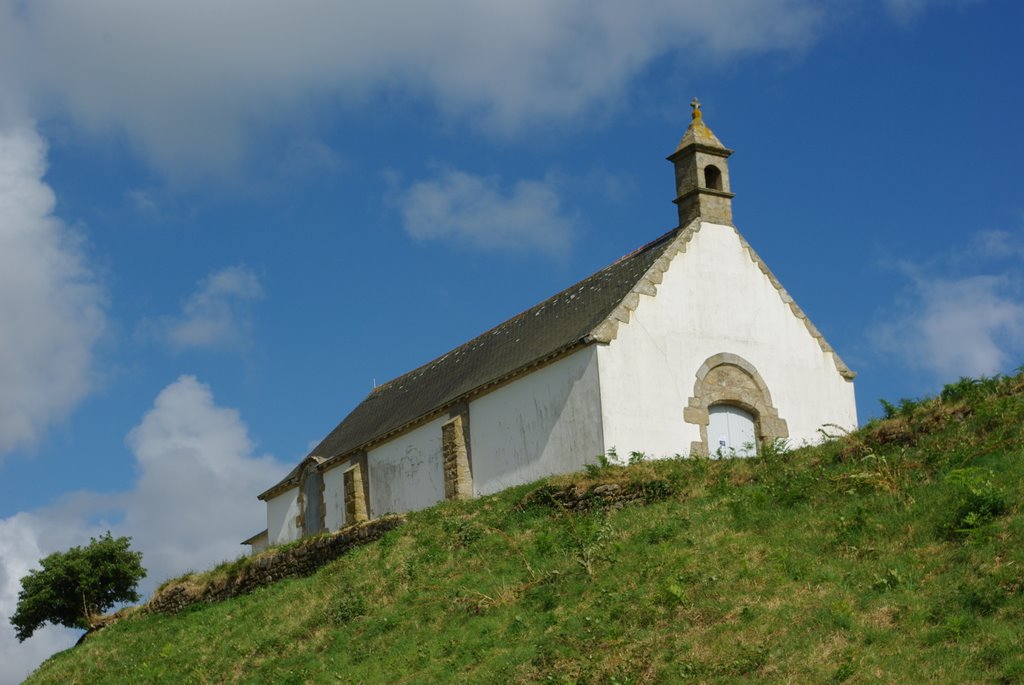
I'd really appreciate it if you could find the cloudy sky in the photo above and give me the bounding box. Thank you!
[1,0,1022,680]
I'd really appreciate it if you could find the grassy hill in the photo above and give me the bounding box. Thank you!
[25,371,1024,684]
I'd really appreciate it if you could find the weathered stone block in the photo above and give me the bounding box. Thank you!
[344,465,368,525]
[683,406,708,425]
[442,415,473,500]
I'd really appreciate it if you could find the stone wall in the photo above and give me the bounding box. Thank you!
[520,477,675,512]
[147,516,405,615]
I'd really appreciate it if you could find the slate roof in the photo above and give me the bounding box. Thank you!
[259,226,680,499]
[319,227,680,458]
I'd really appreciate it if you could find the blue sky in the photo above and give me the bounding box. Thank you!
[1,0,1022,679]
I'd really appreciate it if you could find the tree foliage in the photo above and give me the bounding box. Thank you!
[10,532,146,641]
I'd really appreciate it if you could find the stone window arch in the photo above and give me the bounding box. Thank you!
[682,353,788,457]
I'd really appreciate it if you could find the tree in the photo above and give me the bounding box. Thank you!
[10,532,146,641]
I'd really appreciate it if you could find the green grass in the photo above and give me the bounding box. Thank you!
[25,370,1024,684]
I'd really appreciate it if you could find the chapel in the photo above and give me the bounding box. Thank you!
[244,101,857,552]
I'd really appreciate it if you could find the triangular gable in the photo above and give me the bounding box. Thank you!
[587,219,855,380]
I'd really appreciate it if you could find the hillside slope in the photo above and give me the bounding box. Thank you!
[24,371,1024,684]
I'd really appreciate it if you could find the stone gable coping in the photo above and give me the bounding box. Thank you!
[586,218,855,382]
[586,217,702,344]
[731,228,856,381]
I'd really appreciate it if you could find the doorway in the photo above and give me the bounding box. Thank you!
[708,405,757,458]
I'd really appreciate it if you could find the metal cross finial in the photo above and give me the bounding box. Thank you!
[690,97,702,120]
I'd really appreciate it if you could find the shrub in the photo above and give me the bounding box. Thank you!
[325,594,367,625]
[441,516,486,548]
[758,438,791,461]
[940,375,1002,404]
[586,448,621,476]
[879,397,920,420]
[942,468,1008,538]
[628,450,647,465]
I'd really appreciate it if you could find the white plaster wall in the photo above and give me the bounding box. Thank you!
[248,532,269,554]
[322,458,358,531]
[470,346,604,496]
[266,486,300,545]
[367,415,447,517]
[597,221,857,457]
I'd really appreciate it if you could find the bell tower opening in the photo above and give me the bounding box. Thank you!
[704,164,723,191]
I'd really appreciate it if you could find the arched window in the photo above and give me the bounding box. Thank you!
[704,165,723,191]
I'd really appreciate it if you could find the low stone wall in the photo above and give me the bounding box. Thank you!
[520,478,675,512]
[147,516,405,615]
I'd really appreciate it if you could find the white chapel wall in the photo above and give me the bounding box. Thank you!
[266,486,300,545]
[597,221,857,458]
[366,415,447,517]
[469,346,604,496]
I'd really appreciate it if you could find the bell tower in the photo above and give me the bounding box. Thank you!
[667,98,735,226]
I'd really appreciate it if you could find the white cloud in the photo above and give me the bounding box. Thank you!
[878,275,1024,379]
[126,188,159,214]
[401,168,575,255]
[0,514,81,685]
[968,229,1024,261]
[873,230,1024,380]
[121,375,284,573]
[0,122,104,457]
[144,265,263,351]
[0,0,824,174]
[279,138,346,177]
[0,375,288,684]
